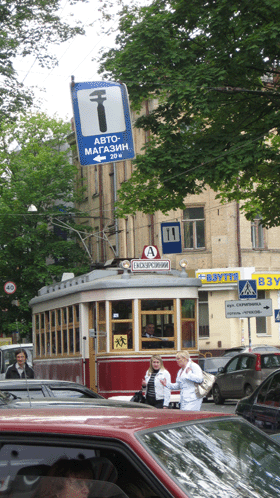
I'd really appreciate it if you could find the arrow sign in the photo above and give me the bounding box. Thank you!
[225,299,272,318]
[93,155,106,162]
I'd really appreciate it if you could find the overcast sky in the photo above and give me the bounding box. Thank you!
[14,1,120,122]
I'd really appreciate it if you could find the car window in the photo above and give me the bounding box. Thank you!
[257,372,280,407]
[239,355,254,370]
[0,439,160,498]
[4,388,44,399]
[225,356,240,373]
[50,388,88,398]
[49,388,98,398]
[261,355,280,369]
[139,418,280,497]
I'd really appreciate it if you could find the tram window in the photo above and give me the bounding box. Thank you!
[141,300,174,311]
[57,309,61,326]
[75,328,80,353]
[181,299,196,349]
[57,330,62,354]
[69,306,73,324]
[52,331,56,354]
[75,304,79,322]
[69,328,74,353]
[63,329,68,354]
[98,324,106,352]
[140,300,175,350]
[112,300,132,319]
[181,299,195,318]
[36,333,40,356]
[63,307,67,325]
[182,321,196,348]
[112,323,133,350]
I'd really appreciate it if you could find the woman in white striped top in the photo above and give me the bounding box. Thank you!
[142,355,171,408]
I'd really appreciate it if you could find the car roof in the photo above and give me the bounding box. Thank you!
[0,343,33,351]
[0,379,93,387]
[8,398,155,409]
[0,406,232,436]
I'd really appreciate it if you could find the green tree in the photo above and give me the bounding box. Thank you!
[0,0,86,120]
[0,113,91,338]
[99,0,280,226]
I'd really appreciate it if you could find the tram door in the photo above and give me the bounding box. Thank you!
[89,304,97,392]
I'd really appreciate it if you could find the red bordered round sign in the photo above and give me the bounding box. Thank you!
[4,281,17,294]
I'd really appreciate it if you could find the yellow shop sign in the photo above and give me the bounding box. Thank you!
[196,271,240,284]
[252,274,280,289]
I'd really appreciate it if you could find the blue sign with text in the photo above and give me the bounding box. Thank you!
[70,80,135,166]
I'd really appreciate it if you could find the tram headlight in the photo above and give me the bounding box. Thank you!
[120,260,130,269]
[179,259,188,276]
[120,260,131,279]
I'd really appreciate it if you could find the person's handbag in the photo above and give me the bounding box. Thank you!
[195,371,216,398]
[130,390,146,403]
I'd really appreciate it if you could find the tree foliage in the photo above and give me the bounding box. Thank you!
[0,113,91,338]
[99,0,280,226]
[0,0,86,120]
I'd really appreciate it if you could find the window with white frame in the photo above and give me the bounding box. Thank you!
[183,207,205,249]
[251,215,264,249]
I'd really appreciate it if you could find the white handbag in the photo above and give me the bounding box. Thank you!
[195,371,216,398]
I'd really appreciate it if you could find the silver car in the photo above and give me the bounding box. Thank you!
[213,352,280,404]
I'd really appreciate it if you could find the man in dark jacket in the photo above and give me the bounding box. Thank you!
[5,348,34,379]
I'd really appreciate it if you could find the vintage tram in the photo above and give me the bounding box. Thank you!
[30,260,202,398]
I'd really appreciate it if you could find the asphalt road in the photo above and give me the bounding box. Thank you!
[201,398,238,414]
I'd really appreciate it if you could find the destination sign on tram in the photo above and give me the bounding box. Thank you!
[131,259,171,272]
[70,80,135,166]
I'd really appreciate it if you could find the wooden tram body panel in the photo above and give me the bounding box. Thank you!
[30,268,201,397]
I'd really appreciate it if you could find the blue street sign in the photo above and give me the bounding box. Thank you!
[70,80,135,166]
[161,222,182,254]
[275,309,280,322]
[238,279,258,300]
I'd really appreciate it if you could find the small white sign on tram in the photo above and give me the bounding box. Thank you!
[131,259,171,272]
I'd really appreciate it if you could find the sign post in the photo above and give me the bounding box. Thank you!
[70,79,135,166]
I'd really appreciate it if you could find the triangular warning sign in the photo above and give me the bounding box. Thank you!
[240,281,257,297]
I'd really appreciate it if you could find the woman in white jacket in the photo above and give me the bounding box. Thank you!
[142,355,171,409]
[161,351,203,411]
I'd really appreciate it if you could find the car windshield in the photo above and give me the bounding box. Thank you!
[138,417,280,497]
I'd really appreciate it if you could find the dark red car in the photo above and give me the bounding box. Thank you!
[0,406,279,497]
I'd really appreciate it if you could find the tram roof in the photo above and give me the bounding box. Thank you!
[29,268,201,306]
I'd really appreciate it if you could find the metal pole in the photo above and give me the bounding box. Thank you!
[247,318,252,352]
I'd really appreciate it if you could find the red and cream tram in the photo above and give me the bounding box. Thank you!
[30,260,201,398]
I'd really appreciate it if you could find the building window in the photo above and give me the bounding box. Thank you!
[183,207,205,249]
[256,290,267,334]
[251,216,264,249]
[199,292,209,338]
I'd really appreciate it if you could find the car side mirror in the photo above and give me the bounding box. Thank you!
[218,367,225,373]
